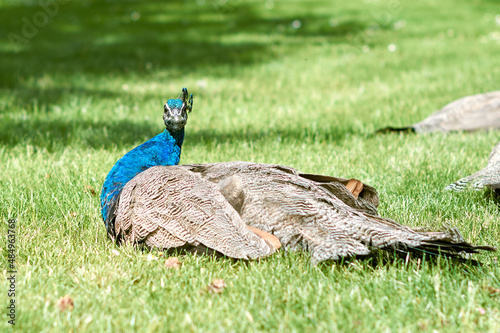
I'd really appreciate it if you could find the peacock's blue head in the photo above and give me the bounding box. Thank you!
[163,87,193,131]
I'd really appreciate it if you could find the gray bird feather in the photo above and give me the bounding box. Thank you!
[446,141,500,191]
[114,165,276,260]
[378,91,500,133]
[111,162,495,263]
[182,162,496,264]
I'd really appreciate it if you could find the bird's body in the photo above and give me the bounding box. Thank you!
[446,141,500,192]
[181,162,495,263]
[114,165,276,259]
[378,91,500,133]
[100,130,184,229]
[100,89,192,238]
[100,89,279,259]
[101,88,495,263]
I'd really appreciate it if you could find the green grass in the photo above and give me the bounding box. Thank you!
[1,0,500,331]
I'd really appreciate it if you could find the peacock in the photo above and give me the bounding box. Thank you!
[377,91,500,133]
[446,141,500,192]
[101,88,496,263]
[100,88,193,237]
[100,88,279,259]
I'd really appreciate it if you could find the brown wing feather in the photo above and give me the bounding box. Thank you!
[184,162,380,215]
[183,162,496,263]
[414,91,500,133]
[115,165,275,259]
[377,91,500,133]
[446,141,500,191]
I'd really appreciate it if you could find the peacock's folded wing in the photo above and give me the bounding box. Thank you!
[183,161,379,215]
[182,162,496,263]
[114,165,275,259]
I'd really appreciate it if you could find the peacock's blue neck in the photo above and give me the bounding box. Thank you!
[100,128,185,222]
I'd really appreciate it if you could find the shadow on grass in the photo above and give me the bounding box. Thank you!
[0,1,369,82]
[0,117,157,150]
[0,0,375,106]
[0,115,351,149]
[0,0,392,148]
[128,245,490,273]
[317,250,488,271]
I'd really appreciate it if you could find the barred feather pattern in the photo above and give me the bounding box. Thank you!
[182,162,496,264]
[414,91,500,133]
[446,141,500,191]
[378,91,500,133]
[114,166,276,260]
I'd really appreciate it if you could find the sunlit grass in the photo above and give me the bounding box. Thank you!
[1,0,500,331]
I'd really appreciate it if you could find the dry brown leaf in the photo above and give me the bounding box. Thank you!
[57,295,74,311]
[165,257,181,269]
[485,286,500,296]
[207,279,226,294]
[84,185,97,196]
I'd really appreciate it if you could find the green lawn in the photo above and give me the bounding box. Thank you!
[1,0,500,331]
